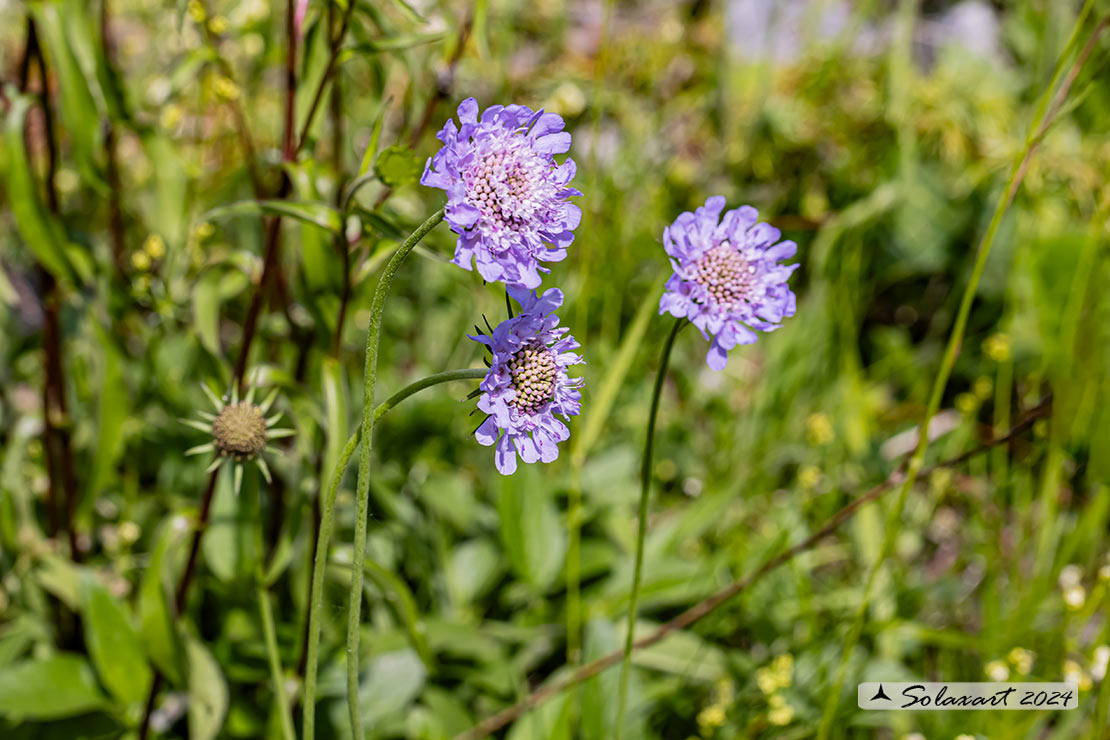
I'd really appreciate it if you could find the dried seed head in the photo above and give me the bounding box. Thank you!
[211,402,267,460]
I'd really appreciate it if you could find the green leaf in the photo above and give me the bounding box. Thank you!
[202,199,343,233]
[357,650,426,723]
[321,359,349,498]
[29,1,106,193]
[342,32,447,58]
[364,557,432,666]
[139,521,186,685]
[0,93,78,284]
[373,145,422,188]
[193,269,223,356]
[88,324,128,498]
[498,464,566,591]
[0,654,108,720]
[81,581,152,705]
[202,464,261,583]
[187,635,228,740]
[356,96,394,179]
[446,538,503,605]
[35,553,86,611]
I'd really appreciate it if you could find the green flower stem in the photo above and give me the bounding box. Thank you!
[372,368,487,422]
[346,207,444,740]
[815,10,1106,737]
[302,362,485,737]
[302,432,358,740]
[258,577,296,740]
[615,317,685,738]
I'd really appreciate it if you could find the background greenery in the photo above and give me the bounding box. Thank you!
[1,0,1109,738]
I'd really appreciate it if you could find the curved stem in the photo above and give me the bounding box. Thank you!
[373,368,486,422]
[345,209,444,739]
[614,317,685,737]
[258,578,296,740]
[303,362,481,737]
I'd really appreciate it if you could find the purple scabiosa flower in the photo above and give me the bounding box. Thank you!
[471,287,584,475]
[420,98,582,289]
[659,196,799,370]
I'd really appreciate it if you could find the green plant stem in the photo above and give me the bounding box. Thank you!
[345,208,444,740]
[372,368,486,422]
[615,317,685,738]
[258,578,296,740]
[816,12,1107,737]
[303,361,477,737]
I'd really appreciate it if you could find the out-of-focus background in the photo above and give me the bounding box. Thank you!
[1,0,1109,738]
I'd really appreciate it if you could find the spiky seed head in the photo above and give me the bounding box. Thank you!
[211,401,267,460]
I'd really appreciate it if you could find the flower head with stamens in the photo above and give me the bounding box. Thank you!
[421,98,582,289]
[182,375,295,493]
[470,287,584,475]
[659,196,799,370]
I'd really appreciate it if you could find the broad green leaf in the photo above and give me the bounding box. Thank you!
[507,692,569,740]
[0,94,78,284]
[0,654,107,720]
[187,636,228,740]
[356,96,394,179]
[373,145,422,188]
[202,464,260,583]
[139,521,186,685]
[321,359,349,499]
[193,269,223,356]
[81,581,152,705]
[29,1,105,192]
[141,132,189,247]
[364,557,432,666]
[446,538,503,605]
[357,650,426,723]
[202,200,343,233]
[35,553,87,611]
[88,324,128,497]
[498,464,566,590]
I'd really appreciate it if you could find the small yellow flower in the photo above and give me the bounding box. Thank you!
[1063,585,1086,610]
[213,75,240,101]
[771,654,794,685]
[697,704,726,730]
[955,735,976,740]
[1063,659,1092,691]
[1091,645,1110,681]
[799,465,821,489]
[983,332,1011,362]
[1059,564,1083,589]
[756,668,778,695]
[131,251,152,271]
[956,392,978,415]
[187,0,206,23]
[208,14,229,34]
[985,660,1009,681]
[1098,563,1110,581]
[143,233,166,260]
[972,376,992,400]
[160,104,184,131]
[1008,647,1035,675]
[194,221,215,240]
[767,700,794,726]
[806,412,834,445]
[118,521,141,544]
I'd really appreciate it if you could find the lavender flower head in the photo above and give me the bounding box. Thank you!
[472,287,584,475]
[421,98,582,289]
[659,196,799,370]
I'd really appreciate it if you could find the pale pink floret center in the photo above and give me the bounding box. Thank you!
[693,242,756,311]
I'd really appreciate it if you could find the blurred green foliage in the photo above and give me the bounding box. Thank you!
[1,1,1109,739]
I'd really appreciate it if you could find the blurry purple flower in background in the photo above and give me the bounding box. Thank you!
[659,196,799,370]
[471,287,584,475]
[421,98,582,289]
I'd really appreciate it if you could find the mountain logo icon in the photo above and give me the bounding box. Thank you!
[870,684,892,702]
